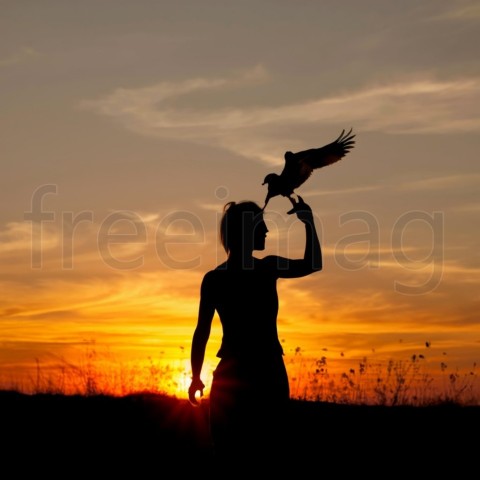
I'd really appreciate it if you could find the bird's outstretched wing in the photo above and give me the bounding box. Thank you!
[281,129,356,190]
[304,128,356,169]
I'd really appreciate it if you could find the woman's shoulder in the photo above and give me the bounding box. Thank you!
[202,263,227,280]
[259,255,288,269]
[260,255,280,264]
[203,257,284,274]
[200,269,223,295]
[214,261,228,271]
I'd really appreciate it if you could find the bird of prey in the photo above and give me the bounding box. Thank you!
[262,128,356,211]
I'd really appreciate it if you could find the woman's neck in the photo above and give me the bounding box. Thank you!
[227,250,256,268]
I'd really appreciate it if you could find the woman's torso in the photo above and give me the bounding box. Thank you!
[205,257,283,359]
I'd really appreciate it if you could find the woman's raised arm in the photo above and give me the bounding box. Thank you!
[265,196,322,278]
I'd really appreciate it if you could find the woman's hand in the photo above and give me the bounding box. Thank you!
[287,195,314,224]
[188,377,205,406]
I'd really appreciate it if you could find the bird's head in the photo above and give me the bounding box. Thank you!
[262,173,279,186]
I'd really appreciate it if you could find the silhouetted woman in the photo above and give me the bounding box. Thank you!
[188,196,321,463]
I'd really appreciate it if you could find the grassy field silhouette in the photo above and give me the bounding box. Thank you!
[4,343,478,405]
[2,389,479,474]
[2,349,478,473]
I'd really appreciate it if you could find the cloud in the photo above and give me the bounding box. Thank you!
[0,221,59,254]
[441,261,480,281]
[82,68,480,165]
[0,47,41,67]
[432,3,480,21]
[398,173,480,191]
[451,202,480,213]
[304,185,383,197]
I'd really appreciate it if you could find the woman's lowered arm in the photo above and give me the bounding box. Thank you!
[188,275,215,405]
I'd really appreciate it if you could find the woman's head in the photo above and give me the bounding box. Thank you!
[220,201,268,254]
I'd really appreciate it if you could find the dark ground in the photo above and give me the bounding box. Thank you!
[1,390,478,475]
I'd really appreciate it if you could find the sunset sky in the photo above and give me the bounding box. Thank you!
[1,1,479,399]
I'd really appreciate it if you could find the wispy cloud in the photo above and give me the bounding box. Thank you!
[0,222,58,254]
[432,3,480,21]
[398,173,480,191]
[451,202,480,213]
[83,68,480,164]
[440,260,480,280]
[0,47,41,67]
[304,185,383,197]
